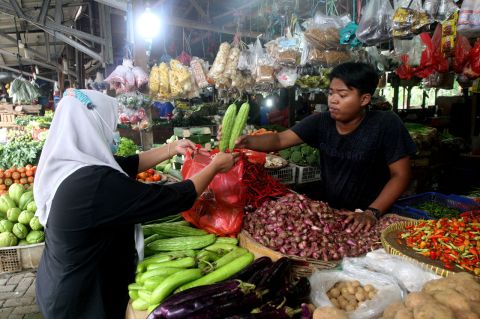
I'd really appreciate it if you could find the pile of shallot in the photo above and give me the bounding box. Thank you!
[244,193,403,261]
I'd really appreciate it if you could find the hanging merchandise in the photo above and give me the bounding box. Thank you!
[396,55,417,80]
[393,35,425,66]
[303,14,343,50]
[340,22,362,48]
[440,11,459,56]
[356,0,394,45]
[148,63,170,100]
[207,42,231,83]
[190,57,209,88]
[252,37,275,85]
[276,67,298,88]
[463,39,480,79]
[169,59,192,98]
[452,35,472,74]
[117,92,151,130]
[423,0,458,21]
[176,29,193,66]
[458,0,480,38]
[8,77,41,105]
[237,43,254,73]
[392,0,432,38]
[104,59,148,94]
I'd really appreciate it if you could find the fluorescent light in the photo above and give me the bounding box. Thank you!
[137,7,161,40]
[74,6,83,21]
[266,97,274,108]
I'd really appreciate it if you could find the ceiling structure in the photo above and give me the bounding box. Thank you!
[0,0,356,84]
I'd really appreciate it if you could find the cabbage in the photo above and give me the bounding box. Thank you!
[12,223,28,239]
[26,230,44,244]
[18,210,34,225]
[6,207,21,222]
[8,184,24,205]
[0,219,14,232]
[0,232,18,247]
[29,216,43,231]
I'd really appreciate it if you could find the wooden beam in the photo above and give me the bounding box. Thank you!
[0,64,56,82]
[182,3,195,17]
[167,16,260,38]
[188,0,209,22]
[0,53,4,64]
[37,0,51,24]
[212,0,259,21]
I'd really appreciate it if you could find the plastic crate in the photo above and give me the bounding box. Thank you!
[0,243,44,273]
[267,164,296,184]
[391,192,480,219]
[292,164,321,184]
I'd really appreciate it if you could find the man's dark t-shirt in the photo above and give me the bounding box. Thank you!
[291,111,417,210]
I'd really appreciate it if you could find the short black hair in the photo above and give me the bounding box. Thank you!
[329,62,379,96]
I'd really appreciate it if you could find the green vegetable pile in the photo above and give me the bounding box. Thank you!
[413,201,461,219]
[128,215,254,313]
[15,111,54,128]
[115,137,139,157]
[0,185,43,247]
[0,133,44,169]
[279,144,320,166]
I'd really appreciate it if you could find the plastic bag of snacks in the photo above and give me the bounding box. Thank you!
[158,62,170,100]
[356,0,394,45]
[169,59,192,98]
[303,16,341,50]
[392,0,431,38]
[223,45,241,79]
[276,67,298,88]
[423,0,458,21]
[148,64,160,94]
[457,0,480,38]
[252,37,275,84]
[207,42,231,83]
[190,57,209,88]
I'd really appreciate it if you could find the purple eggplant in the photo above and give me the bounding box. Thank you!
[257,257,291,291]
[231,256,272,282]
[247,266,270,286]
[153,280,241,317]
[277,277,311,307]
[161,281,256,319]
[300,303,313,319]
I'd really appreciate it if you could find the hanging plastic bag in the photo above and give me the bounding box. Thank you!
[356,0,394,45]
[469,39,480,75]
[423,0,458,21]
[452,35,472,74]
[276,67,298,88]
[414,33,436,78]
[392,0,431,38]
[458,0,480,38]
[207,42,231,83]
[303,14,342,50]
[190,57,209,88]
[393,34,425,66]
[181,152,246,236]
[132,66,148,88]
[309,265,404,319]
[396,55,416,80]
[431,24,449,73]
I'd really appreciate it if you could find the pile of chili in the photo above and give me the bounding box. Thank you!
[399,217,480,275]
[243,159,289,209]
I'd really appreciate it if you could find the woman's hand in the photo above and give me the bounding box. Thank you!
[339,209,377,233]
[172,139,207,156]
[210,152,239,173]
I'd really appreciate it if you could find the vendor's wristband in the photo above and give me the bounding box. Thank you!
[365,207,383,219]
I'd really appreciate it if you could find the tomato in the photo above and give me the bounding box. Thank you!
[0,172,3,179]
[0,184,6,190]
[27,176,34,183]
[4,178,12,186]
[12,172,20,180]
[153,174,161,182]
[20,173,26,178]
[19,178,27,185]
[17,167,25,173]
[145,177,154,182]
[147,169,155,175]
[137,172,147,180]
[25,164,32,170]
[25,170,33,177]
[4,171,11,178]
[10,166,17,172]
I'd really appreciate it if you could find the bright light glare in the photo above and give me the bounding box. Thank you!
[266,98,274,108]
[138,8,161,40]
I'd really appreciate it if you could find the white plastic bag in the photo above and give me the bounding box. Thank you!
[342,249,440,293]
[276,67,298,88]
[458,0,480,38]
[310,265,404,319]
[356,0,394,45]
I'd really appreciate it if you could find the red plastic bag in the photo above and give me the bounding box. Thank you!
[396,55,416,80]
[431,25,449,73]
[453,35,472,74]
[469,39,480,74]
[181,152,246,236]
[414,33,436,78]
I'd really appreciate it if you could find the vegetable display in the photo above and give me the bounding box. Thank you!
[380,272,480,319]
[400,217,480,275]
[0,190,42,247]
[219,103,237,152]
[326,281,377,312]
[279,144,319,167]
[244,193,405,260]
[129,219,254,313]
[412,201,461,219]
[136,169,164,183]
[115,137,139,157]
[228,102,250,151]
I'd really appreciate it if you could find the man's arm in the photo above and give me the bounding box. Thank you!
[237,129,304,152]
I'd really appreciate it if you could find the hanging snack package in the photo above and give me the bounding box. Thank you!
[157,62,170,100]
[148,64,160,95]
[392,0,431,38]
[303,16,341,51]
[458,0,480,38]
[169,59,191,98]
[356,0,394,45]
[276,67,298,88]
[223,45,241,79]
[190,57,209,88]
[237,49,252,72]
[207,42,231,83]
[276,37,301,66]
[423,0,458,21]
[185,68,200,100]
[440,11,458,56]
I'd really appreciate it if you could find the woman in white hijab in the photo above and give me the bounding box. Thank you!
[33,89,238,319]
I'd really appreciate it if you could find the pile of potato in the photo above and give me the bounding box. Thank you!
[381,272,480,319]
[326,280,377,312]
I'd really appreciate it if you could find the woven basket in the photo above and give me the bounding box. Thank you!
[239,230,339,279]
[381,221,468,278]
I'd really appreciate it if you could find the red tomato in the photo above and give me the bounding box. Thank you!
[147,169,155,176]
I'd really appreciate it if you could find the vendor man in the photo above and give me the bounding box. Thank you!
[234,62,417,233]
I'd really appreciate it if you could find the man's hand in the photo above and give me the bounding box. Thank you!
[217,124,249,150]
[339,209,377,233]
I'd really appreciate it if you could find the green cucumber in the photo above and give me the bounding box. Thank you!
[131,298,149,311]
[215,237,239,245]
[150,268,203,304]
[138,268,183,284]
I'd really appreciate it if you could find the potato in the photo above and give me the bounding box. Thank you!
[337,295,347,304]
[356,286,365,294]
[345,304,356,312]
[432,288,471,312]
[454,311,480,319]
[422,278,451,295]
[368,291,377,299]
[330,288,341,298]
[338,299,348,309]
[352,280,360,288]
[330,298,340,308]
[470,302,480,315]
[405,292,435,311]
[347,286,356,294]
[364,284,375,292]
[313,307,348,319]
[413,302,455,319]
[341,287,349,296]
[383,302,408,319]
[355,291,366,302]
[394,309,414,319]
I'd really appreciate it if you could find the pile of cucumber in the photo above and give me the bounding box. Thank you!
[129,219,254,313]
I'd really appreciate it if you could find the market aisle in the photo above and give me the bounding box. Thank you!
[0,270,43,319]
